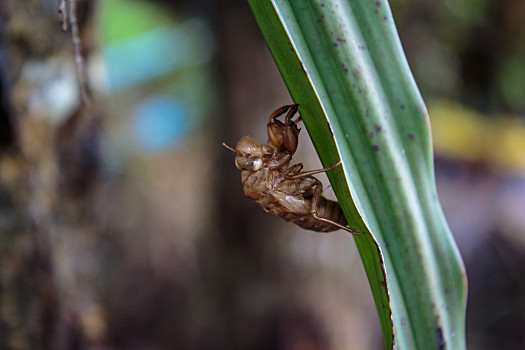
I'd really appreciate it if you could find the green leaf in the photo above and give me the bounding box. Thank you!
[248,1,467,349]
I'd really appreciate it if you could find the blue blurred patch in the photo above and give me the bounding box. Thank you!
[104,27,180,90]
[131,96,189,151]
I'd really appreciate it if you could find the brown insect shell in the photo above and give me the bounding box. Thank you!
[267,120,300,153]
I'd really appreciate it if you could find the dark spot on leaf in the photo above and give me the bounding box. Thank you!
[359,45,366,50]
[401,318,406,325]
[373,145,380,152]
[344,68,349,75]
[436,327,446,350]
[375,124,382,132]
[376,0,381,6]
[337,37,347,43]
[321,3,325,7]
[374,9,378,14]
[380,280,386,287]
[334,43,338,47]
[400,104,405,110]
[416,106,422,113]
[383,15,387,21]
[408,133,415,141]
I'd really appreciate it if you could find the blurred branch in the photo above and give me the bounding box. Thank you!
[58,0,68,31]
[0,1,100,347]
[58,0,92,106]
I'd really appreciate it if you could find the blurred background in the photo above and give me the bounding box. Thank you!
[0,0,524,349]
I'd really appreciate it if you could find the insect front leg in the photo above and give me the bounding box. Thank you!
[268,104,295,123]
[267,104,300,153]
[283,104,299,125]
[310,180,363,235]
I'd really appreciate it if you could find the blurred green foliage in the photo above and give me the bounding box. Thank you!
[392,0,525,115]
[99,0,175,43]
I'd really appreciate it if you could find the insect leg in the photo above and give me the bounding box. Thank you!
[285,160,342,180]
[310,180,364,235]
[281,163,304,177]
[269,104,294,123]
[284,104,299,125]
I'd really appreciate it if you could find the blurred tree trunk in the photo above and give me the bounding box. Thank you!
[0,1,100,349]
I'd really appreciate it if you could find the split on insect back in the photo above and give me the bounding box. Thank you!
[223,104,363,235]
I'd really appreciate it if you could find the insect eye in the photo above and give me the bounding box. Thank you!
[235,156,263,171]
[251,158,263,171]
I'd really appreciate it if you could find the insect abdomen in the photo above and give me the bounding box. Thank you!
[299,197,347,232]
[270,195,348,233]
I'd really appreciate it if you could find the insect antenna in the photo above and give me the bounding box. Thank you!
[222,142,236,153]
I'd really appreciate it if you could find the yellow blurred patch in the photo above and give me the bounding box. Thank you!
[429,99,525,174]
